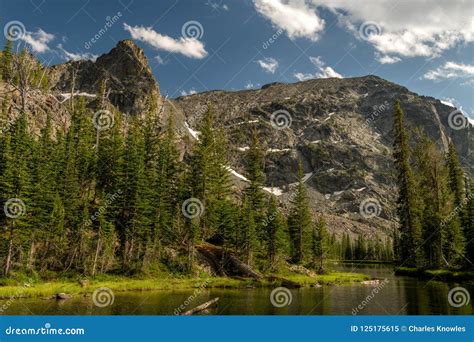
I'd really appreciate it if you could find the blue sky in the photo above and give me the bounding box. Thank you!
[1,0,473,120]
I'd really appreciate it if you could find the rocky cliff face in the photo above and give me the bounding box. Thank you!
[174,75,473,239]
[48,40,161,115]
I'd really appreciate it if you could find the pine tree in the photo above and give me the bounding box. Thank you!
[0,112,32,274]
[1,38,13,82]
[311,215,328,272]
[45,193,66,270]
[392,101,423,267]
[465,180,474,265]
[264,196,286,269]
[240,195,257,266]
[155,113,182,248]
[446,142,465,208]
[413,133,465,268]
[189,105,232,240]
[288,161,312,264]
[245,130,267,239]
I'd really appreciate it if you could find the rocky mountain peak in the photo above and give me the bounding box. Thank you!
[48,39,160,115]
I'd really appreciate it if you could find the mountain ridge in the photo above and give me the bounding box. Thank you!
[9,39,472,240]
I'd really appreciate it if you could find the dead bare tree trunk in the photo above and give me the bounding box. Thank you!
[91,234,102,276]
[4,223,14,276]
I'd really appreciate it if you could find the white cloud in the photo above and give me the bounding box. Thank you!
[440,98,457,107]
[376,54,401,64]
[310,56,343,78]
[124,23,208,59]
[257,57,278,73]
[154,55,166,64]
[253,0,325,41]
[294,56,343,81]
[180,89,197,96]
[57,44,98,61]
[20,29,55,53]
[294,72,314,81]
[312,0,474,61]
[423,61,474,82]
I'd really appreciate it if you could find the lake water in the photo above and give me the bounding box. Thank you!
[1,264,472,315]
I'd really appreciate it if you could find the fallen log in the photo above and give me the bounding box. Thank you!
[182,297,219,315]
[195,244,262,279]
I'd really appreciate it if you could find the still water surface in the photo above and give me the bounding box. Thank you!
[1,264,472,315]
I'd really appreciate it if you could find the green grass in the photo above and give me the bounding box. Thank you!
[0,271,370,299]
[395,267,474,281]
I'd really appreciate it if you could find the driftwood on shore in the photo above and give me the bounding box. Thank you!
[181,297,220,315]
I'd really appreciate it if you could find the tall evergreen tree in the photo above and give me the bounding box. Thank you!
[311,215,328,271]
[288,161,312,264]
[264,196,286,269]
[392,101,423,267]
[446,142,465,208]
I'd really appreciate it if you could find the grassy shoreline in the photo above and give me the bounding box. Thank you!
[0,272,370,300]
[394,267,474,281]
